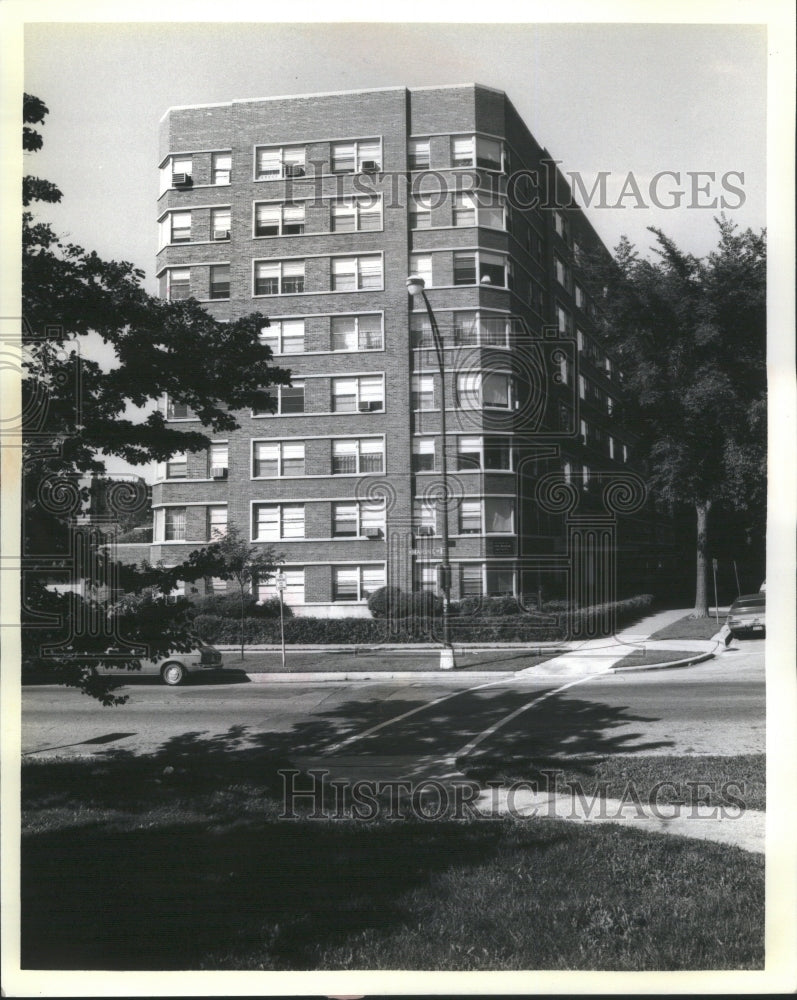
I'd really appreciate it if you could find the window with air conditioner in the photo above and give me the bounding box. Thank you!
[332,375,383,413]
[209,442,228,478]
[331,139,381,174]
[171,156,192,187]
[255,145,306,180]
[211,208,231,241]
[413,499,437,536]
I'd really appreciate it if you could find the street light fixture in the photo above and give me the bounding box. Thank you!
[407,275,455,670]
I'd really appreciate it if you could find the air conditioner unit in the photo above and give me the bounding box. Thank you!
[369,401,382,411]
[213,230,230,241]
[172,173,192,187]
[358,402,372,412]
[364,527,382,539]
[360,160,381,173]
[284,164,305,177]
[211,467,228,479]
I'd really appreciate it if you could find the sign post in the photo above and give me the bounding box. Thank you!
[275,572,287,671]
[711,558,720,626]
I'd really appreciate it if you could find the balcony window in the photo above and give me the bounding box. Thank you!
[211,152,231,185]
[408,139,430,170]
[331,255,382,292]
[255,145,306,180]
[255,260,305,296]
[255,202,306,237]
[332,438,384,475]
[253,441,305,478]
[331,314,383,352]
[258,319,306,355]
[209,265,230,300]
[164,507,186,541]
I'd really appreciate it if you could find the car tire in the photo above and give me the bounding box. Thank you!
[160,661,186,686]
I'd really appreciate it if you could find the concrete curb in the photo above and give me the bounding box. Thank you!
[243,670,516,683]
[610,649,716,673]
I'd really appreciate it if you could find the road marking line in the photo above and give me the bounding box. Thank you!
[453,673,599,762]
[321,678,509,755]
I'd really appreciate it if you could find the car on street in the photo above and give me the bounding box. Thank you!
[97,643,224,685]
[727,592,766,638]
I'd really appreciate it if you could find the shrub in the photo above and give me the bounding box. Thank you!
[367,586,406,619]
[251,597,293,619]
[189,593,259,619]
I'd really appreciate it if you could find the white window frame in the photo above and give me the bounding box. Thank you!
[332,565,386,602]
[330,314,383,352]
[253,381,305,416]
[253,503,305,541]
[411,374,435,411]
[163,506,187,542]
[331,375,384,413]
[252,440,306,478]
[408,138,430,170]
[332,500,386,538]
[258,319,306,355]
[331,437,384,475]
[207,505,228,540]
[255,145,307,180]
[258,569,305,607]
[211,152,231,186]
[254,259,305,296]
[456,371,516,410]
[330,139,382,174]
[331,255,383,292]
[254,201,306,237]
[331,196,382,232]
[412,438,436,472]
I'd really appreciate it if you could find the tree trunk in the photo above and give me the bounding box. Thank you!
[239,583,245,661]
[692,500,712,617]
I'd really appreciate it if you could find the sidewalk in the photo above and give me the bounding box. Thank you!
[229,607,721,683]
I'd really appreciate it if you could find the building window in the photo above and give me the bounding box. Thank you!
[453,251,508,287]
[553,210,569,242]
[408,139,430,170]
[331,139,381,174]
[557,305,572,335]
[555,255,569,288]
[575,283,585,309]
[452,193,476,227]
[253,441,305,478]
[457,437,481,471]
[486,568,515,596]
[258,319,306,355]
[456,371,514,410]
[209,265,230,300]
[207,505,227,540]
[253,381,305,416]
[170,211,192,243]
[331,314,383,352]
[484,437,513,470]
[166,453,187,479]
[451,135,503,170]
[209,442,228,477]
[331,197,382,232]
[409,194,433,229]
[409,254,433,288]
[254,260,305,296]
[454,313,510,347]
[485,497,514,533]
[410,315,433,348]
[461,564,483,597]
[255,202,306,237]
[459,500,482,534]
[412,438,435,472]
[171,155,192,185]
[331,438,384,475]
[331,255,382,292]
[164,507,186,542]
[332,376,384,413]
[210,208,231,241]
[413,499,437,536]
[211,152,231,185]
[333,565,385,601]
[255,145,306,180]
[257,569,305,607]
[333,500,385,538]
[453,194,504,229]
[411,375,435,411]
[165,396,193,420]
[254,503,305,541]
[163,268,190,301]
[578,375,586,400]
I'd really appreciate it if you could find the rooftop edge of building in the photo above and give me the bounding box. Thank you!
[158,82,508,123]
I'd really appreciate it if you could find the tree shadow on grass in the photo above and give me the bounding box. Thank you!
[22,686,674,970]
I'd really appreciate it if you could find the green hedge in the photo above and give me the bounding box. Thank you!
[195,595,654,646]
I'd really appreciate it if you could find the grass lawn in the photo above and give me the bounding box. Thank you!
[224,649,560,672]
[463,753,766,813]
[21,752,764,971]
[613,647,708,669]
[649,615,725,641]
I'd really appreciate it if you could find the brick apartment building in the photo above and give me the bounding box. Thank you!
[150,83,663,617]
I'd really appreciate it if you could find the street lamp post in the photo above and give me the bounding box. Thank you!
[407,275,455,670]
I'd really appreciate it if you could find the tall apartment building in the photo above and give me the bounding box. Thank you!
[151,84,660,617]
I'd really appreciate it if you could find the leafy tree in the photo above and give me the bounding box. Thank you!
[199,526,279,660]
[580,218,766,615]
[21,95,292,701]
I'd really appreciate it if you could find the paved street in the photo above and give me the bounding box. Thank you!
[22,639,765,764]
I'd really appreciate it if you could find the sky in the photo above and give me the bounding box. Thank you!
[16,14,776,476]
